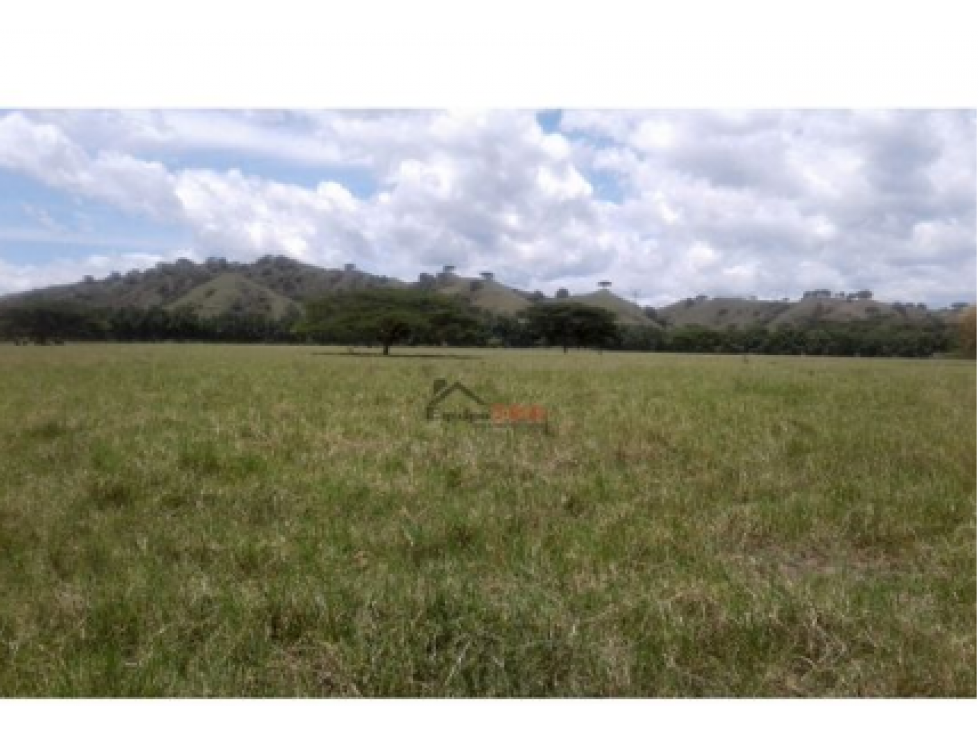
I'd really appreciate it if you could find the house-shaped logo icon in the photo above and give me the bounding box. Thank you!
[425,379,490,421]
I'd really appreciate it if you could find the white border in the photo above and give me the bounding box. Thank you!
[0,0,976,107]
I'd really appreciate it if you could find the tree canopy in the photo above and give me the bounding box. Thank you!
[521,302,619,352]
[0,302,102,343]
[959,306,976,358]
[297,289,481,354]
[0,292,962,360]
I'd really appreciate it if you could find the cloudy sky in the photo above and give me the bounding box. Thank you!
[0,109,974,305]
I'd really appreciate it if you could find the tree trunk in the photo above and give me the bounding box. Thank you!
[383,342,391,356]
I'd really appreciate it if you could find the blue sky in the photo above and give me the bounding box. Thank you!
[0,109,974,305]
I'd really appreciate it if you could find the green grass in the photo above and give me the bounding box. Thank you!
[0,344,974,696]
[435,275,532,316]
[566,289,653,325]
[169,272,299,319]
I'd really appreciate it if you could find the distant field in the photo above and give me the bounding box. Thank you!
[0,344,974,696]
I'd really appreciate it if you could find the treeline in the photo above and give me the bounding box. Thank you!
[484,316,956,357]
[0,299,967,358]
[0,302,304,344]
[615,323,955,358]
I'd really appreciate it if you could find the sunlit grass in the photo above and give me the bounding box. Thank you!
[0,344,974,696]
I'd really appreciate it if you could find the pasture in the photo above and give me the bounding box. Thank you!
[0,344,974,696]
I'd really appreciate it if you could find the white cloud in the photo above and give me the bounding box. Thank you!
[560,109,976,303]
[172,167,368,262]
[0,113,180,220]
[631,119,675,151]
[0,109,975,305]
[688,242,720,268]
[0,251,179,295]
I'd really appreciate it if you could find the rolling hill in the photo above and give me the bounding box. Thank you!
[0,255,970,328]
[0,256,397,314]
[243,256,405,301]
[654,295,963,330]
[169,272,299,319]
[431,273,533,316]
[655,297,789,328]
[768,297,938,328]
[566,290,657,327]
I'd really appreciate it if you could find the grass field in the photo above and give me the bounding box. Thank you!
[0,344,974,696]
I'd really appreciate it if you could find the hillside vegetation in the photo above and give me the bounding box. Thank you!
[1,256,969,330]
[2,258,973,360]
[655,295,963,330]
[568,290,657,327]
[0,256,396,317]
[170,272,299,320]
[428,273,534,316]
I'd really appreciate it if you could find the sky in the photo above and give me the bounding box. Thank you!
[0,109,974,306]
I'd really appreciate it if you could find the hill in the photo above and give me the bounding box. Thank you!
[0,255,970,329]
[0,256,399,317]
[655,295,955,330]
[243,256,405,302]
[655,297,787,328]
[566,290,657,327]
[0,258,216,310]
[431,273,532,316]
[168,272,299,319]
[767,297,938,327]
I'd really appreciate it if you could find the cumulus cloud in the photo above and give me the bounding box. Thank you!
[0,109,975,305]
[0,250,183,295]
[563,109,976,302]
[0,113,181,220]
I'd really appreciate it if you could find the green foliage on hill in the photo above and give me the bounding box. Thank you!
[521,302,620,352]
[959,306,977,358]
[1,295,964,359]
[297,289,483,355]
[169,272,299,319]
[0,256,395,316]
[0,256,971,358]
[431,273,533,315]
[1,256,968,335]
[0,301,103,344]
[565,290,654,326]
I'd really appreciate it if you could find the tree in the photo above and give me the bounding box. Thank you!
[555,288,569,299]
[805,329,832,355]
[803,289,833,300]
[483,313,533,348]
[618,325,663,351]
[297,289,480,355]
[0,301,103,343]
[521,302,619,353]
[960,306,977,358]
